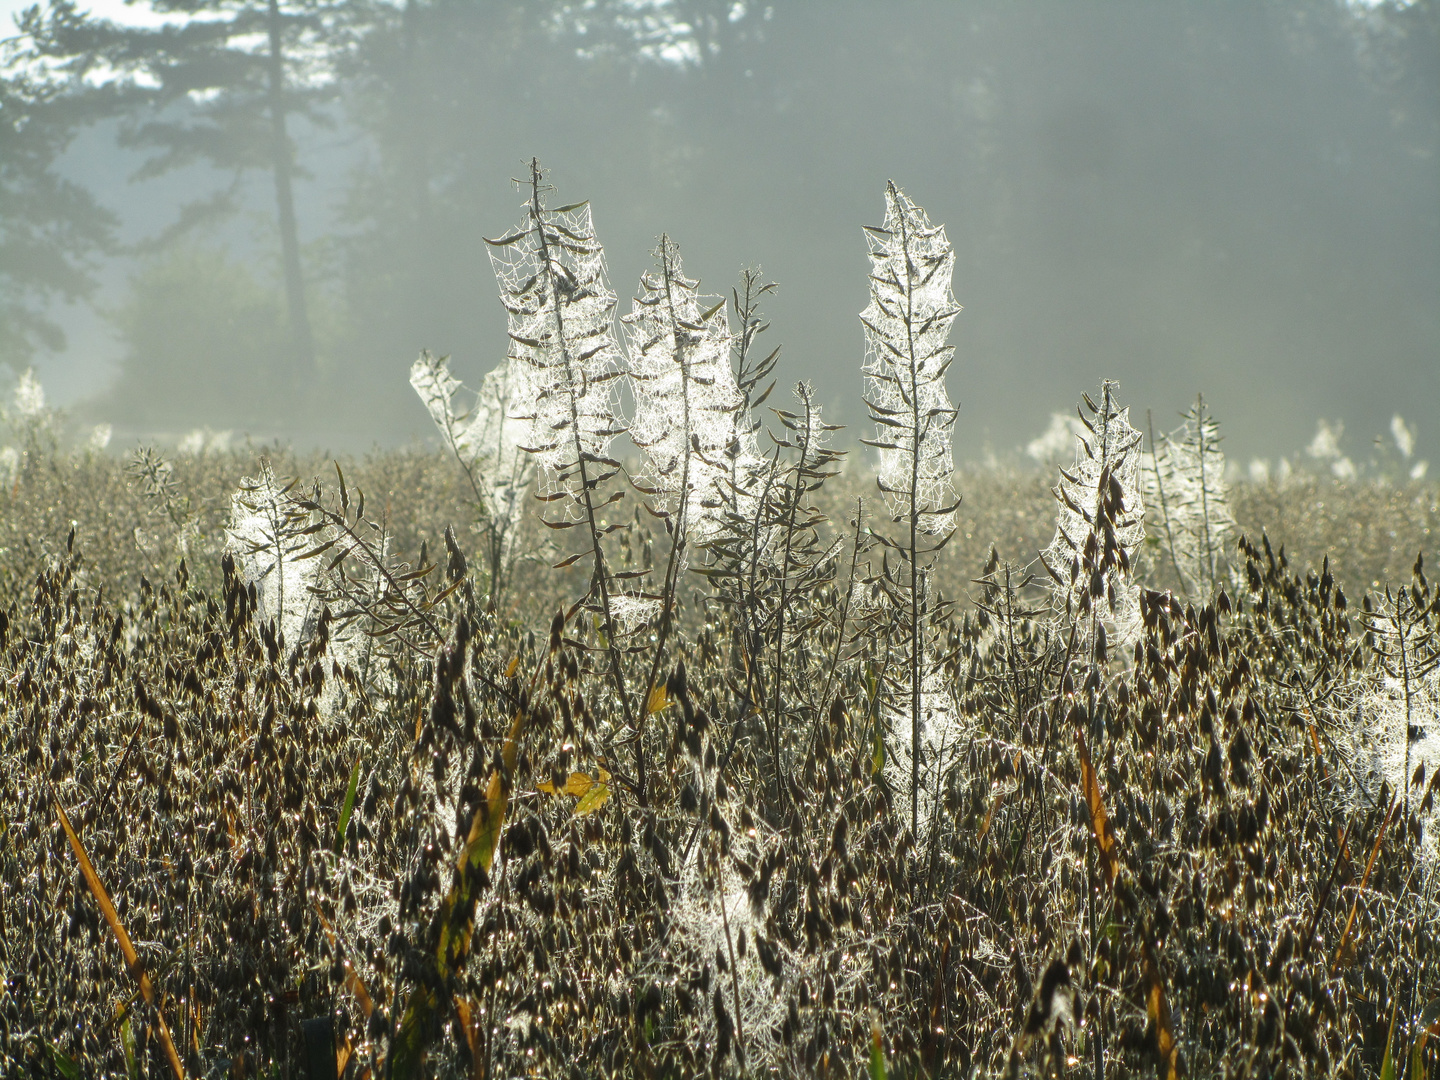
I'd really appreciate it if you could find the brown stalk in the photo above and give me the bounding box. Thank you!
[1331,795,1397,974]
[54,797,187,1080]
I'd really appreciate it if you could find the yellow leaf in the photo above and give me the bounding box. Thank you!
[460,771,506,875]
[504,656,520,678]
[575,781,610,816]
[502,711,523,775]
[538,780,557,795]
[977,790,1004,843]
[646,684,670,715]
[563,772,595,797]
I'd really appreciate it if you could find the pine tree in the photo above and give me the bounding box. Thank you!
[18,0,358,374]
[0,36,117,367]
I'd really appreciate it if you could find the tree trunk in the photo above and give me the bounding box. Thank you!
[265,0,314,375]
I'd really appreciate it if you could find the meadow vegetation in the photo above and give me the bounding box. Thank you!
[2,171,1439,1080]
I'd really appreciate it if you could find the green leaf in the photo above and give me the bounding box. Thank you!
[336,755,362,855]
[120,1009,140,1080]
[868,1022,887,1080]
[46,1043,80,1080]
[1379,998,1398,1080]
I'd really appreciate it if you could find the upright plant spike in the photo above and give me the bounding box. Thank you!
[860,180,962,837]
[484,159,637,762]
[1146,393,1235,597]
[409,351,535,600]
[225,461,322,651]
[1041,381,1147,647]
[1360,561,1440,821]
[625,234,744,553]
[724,269,781,517]
[861,181,961,538]
[625,235,746,731]
[487,161,626,491]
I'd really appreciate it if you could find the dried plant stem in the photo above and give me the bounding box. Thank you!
[54,797,188,1080]
[524,160,637,772]
[1146,408,1182,586]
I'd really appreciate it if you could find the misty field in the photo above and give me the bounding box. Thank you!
[3,175,1440,1080]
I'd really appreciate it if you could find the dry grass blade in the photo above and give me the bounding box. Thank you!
[1144,941,1179,1080]
[1077,731,1118,887]
[1332,796,1398,974]
[54,797,188,1080]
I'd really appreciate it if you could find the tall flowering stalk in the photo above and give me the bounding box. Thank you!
[624,235,748,728]
[1145,394,1235,598]
[625,235,743,552]
[860,181,961,836]
[485,160,635,740]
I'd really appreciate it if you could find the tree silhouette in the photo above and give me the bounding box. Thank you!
[15,0,360,376]
[0,42,116,369]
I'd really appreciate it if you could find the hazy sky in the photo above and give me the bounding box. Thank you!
[5,0,1437,470]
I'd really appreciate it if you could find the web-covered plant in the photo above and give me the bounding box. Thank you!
[1146,394,1236,598]
[1359,554,1440,831]
[410,350,535,600]
[484,159,637,741]
[1041,381,1147,647]
[486,162,627,502]
[861,180,962,837]
[625,235,746,552]
[861,181,961,538]
[225,462,326,652]
[722,268,781,518]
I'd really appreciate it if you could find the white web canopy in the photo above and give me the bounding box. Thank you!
[1041,384,1147,643]
[861,182,960,534]
[624,237,746,548]
[410,351,534,562]
[486,197,626,507]
[1146,398,1236,597]
[225,463,323,651]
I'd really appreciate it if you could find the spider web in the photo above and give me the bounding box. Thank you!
[487,199,626,517]
[624,237,747,549]
[861,183,961,534]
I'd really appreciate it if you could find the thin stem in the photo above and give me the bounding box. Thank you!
[1146,408,1183,593]
[767,395,816,814]
[637,237,696,760]
[525,160,638,764]
[716,858,747,1071]
[888,184,925,840]
[1196,394,1214,596]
